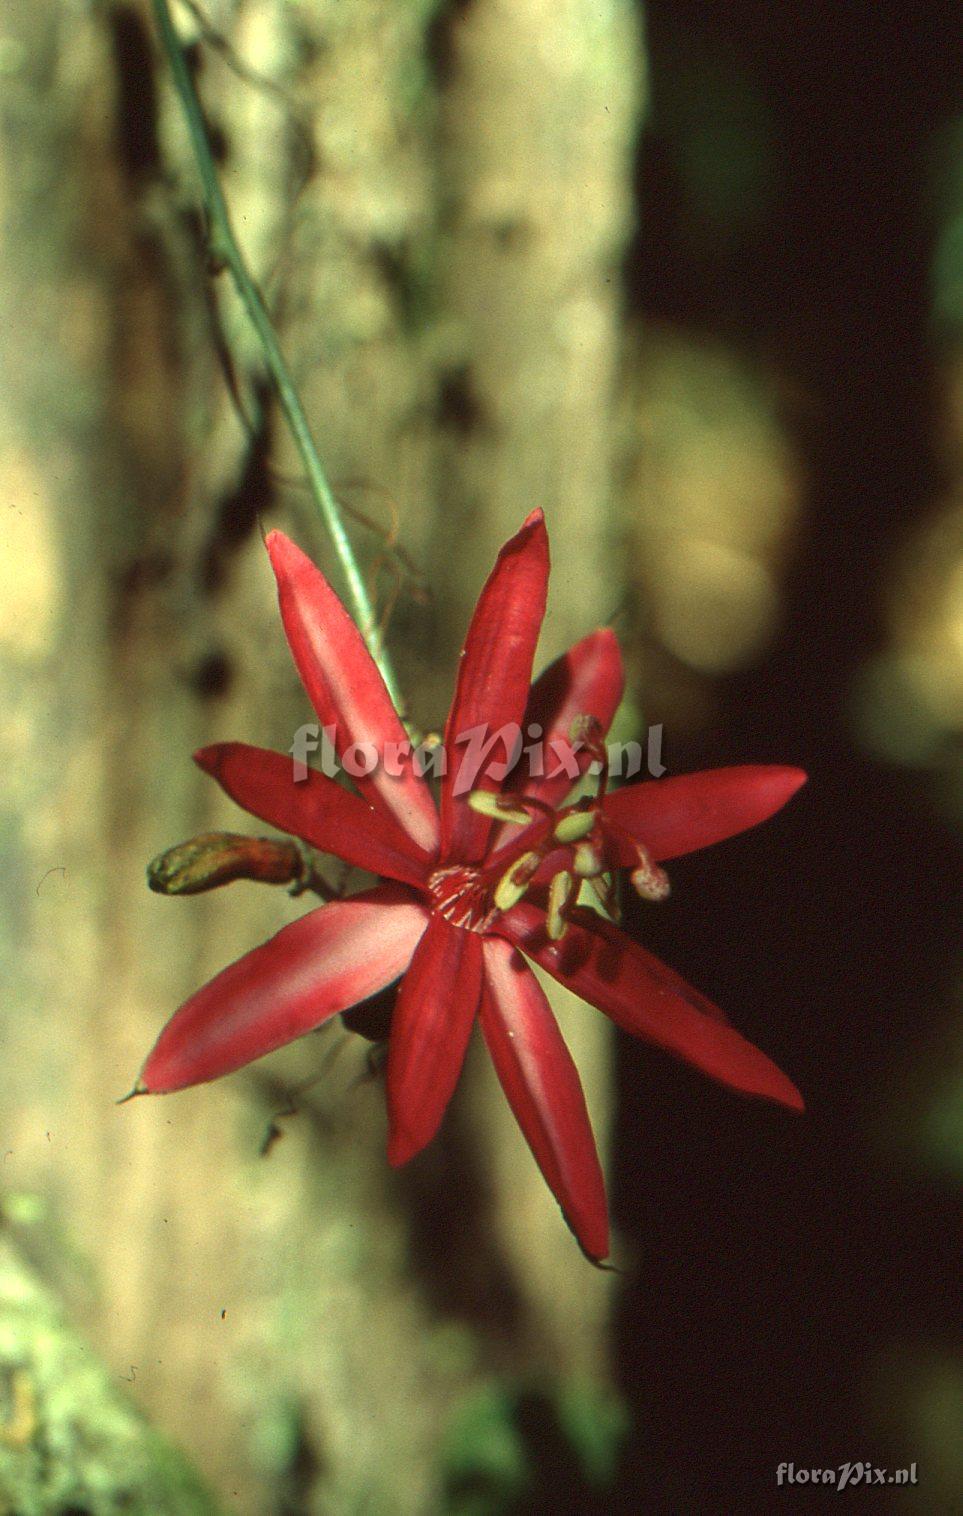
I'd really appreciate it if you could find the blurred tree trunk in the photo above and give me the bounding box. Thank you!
[0,0,644,1510]
[428,0,643,1382]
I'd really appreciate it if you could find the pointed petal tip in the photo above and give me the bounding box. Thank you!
[193,744,222,775]
[751,1062,805,1114]
[498,509,548,563]
[193,742,248,784]
[583,1248,617,1271]
[263,526,293,558]
[507,508,548,561]
[729,763,809,815]
[386,1130,417,1168]
[780,1079,806,1115]
[264,528,315,587]
[578,1227,611,1266]
[591,624,620,651]
[116,1080,148,1105]
[743,764,808,821]
[569,624,623,675]
[774,765,808,801]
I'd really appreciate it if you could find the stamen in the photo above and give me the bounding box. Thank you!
[553,810,596,844]
[493,850,541,911]
[547,869,576,940]
[467,790,532,826]
[572,840,603,878]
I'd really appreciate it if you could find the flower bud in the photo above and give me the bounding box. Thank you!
[147,833,303,895]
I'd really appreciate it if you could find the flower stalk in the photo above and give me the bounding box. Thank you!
[150,0,404,713]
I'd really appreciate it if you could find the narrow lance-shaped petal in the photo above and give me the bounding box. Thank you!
[440,510,549,864]
[141,886,429,1093]
[481,937,609,1262]
[602,765,807,863]
[387,915,483,1165]
[502,902,804,1111]
[266,530,440,854]
[195,743,431,889]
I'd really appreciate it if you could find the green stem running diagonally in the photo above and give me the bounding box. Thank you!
[151,0,404,714]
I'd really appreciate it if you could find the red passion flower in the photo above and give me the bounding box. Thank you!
[136,509,805,1261]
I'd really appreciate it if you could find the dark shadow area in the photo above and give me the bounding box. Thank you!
[108,4,162,187]
[612,2,963,1511]
[200,378,275,593]
[396,1069,528,1347]
[341,991,527,1342]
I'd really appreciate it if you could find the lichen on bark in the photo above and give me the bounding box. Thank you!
[0,1239,218,1515]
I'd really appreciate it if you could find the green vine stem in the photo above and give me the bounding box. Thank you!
[151,0,404,714]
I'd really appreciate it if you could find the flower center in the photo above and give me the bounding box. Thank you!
[427,865,499,933]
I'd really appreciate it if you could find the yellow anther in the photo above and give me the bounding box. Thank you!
[493,850,541,911]
[553,810,595,844]
[572,841,603,877]
[547,869,575,940]
[467,791,532,826]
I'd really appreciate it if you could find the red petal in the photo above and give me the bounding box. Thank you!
[195,743,431,888]
[386,914,483,1166]
[502,903,804,1111]
[266,531,439,854]
[480,937,609,1261]
[601,765,807,862]
[490,628,625,850]
[141,885,428,1092]
[440,510,549,864]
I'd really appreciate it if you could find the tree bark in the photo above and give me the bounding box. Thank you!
[430,0,644,1382]
[0,1,645,1509]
